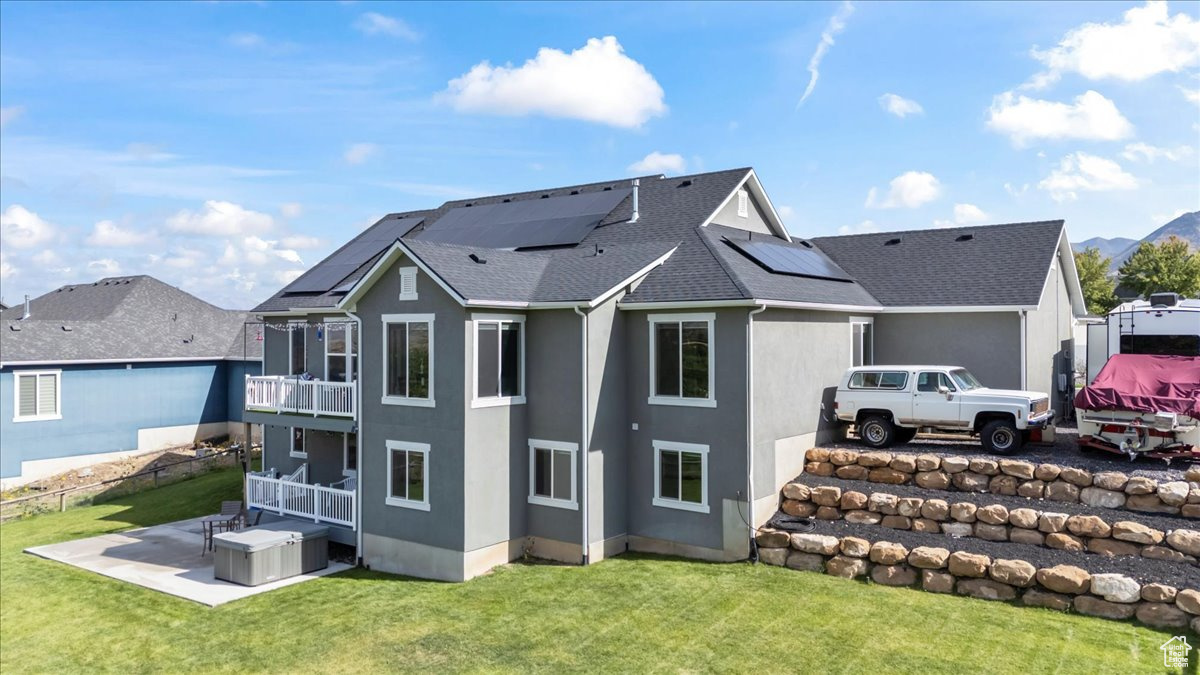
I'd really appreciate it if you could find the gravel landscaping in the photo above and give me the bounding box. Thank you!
[766,514,1200,589]
[828,423,1194,483]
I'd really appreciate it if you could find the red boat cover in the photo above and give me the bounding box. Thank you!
[1074,354,1200,418]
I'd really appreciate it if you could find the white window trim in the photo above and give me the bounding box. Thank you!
[736,189,749,218]
[12,370,62,423]
[398,266,419,301]
[850,316,874,368]
[385,440,431,511]
[652,440,709,514]
[288,320,307,376]
[380,313,435,407]
[527,439,579,510]
[323,317,356,383]
[647,313,716,408]
[342,432,357,477]
[289,427,307,459]
[471,313,527,408]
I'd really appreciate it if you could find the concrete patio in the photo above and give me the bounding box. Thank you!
[24,515,352,607]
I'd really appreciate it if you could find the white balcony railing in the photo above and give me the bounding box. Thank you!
[246,472,355,529]
[245,375,356,419]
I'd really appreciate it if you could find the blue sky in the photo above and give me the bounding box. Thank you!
[1,1,1197,308]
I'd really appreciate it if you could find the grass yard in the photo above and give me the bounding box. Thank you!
[0,466,1186,674]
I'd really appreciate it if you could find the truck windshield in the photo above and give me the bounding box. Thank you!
[949,368,983,391]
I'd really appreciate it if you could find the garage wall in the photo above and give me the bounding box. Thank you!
[1025,258,1075,415]
[873,312,1022,390]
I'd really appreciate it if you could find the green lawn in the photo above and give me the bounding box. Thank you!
[0,467,1186,674]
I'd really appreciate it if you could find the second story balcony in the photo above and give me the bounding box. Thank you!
[245,375,357,419]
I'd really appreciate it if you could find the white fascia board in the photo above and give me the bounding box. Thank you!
[1056,227,1088,317]
[588,246,677,308]
[879,305,1034,314]
[698,170,793,242]
[1,355,260,369]
[337,241,467,309]
[619,298,882,313]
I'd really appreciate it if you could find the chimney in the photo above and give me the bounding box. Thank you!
[630,178,639,223]
[21,294,30,320]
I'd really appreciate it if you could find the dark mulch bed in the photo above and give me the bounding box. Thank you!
[765,514,1200,590]
[823,423,1193,483]
[789,473,1195,533]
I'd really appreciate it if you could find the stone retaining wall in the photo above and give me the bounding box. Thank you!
[805,449,1200,518]
[781,483,1200,563]
[755,528,1200,631]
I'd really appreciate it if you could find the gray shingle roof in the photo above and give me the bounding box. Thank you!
[811,220,1065,307]
[0,276,262,365]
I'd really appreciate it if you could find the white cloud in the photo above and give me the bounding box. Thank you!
[627,151,687,174]
[353,12,419,41]
[878,93,923,118]
[343,142,378,165]
[217,235,303,267]
[0,205,55,249]
[778,205,795,219]
[838,219,879,235]
[228,32,264,48]
[866,171,942,209]
[440,36,667,129]
[797,1,855,107]
[0,252,15,280]
[1038,152,1139,202]
[0,105,24,129]
[1121,142,1195,162]
[1181,86,1200,105]
[123,142,175,162]
[1004,182,1030,197]
[1027,1,1200,88]
[87,258,122,276]
[953,203,989,224]
[166,200,275,236]
[279,234,322,249]
[280,202,304,218]
[986,90,1134,146]
[86,220,152,247]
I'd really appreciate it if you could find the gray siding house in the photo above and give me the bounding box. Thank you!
[242,168,1084,581]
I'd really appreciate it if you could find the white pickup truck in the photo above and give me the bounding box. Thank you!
[833,365,1055,454]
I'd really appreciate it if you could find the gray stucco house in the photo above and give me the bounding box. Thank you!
[243,167,1084,581]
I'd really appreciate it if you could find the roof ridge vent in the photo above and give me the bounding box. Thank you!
[955,233,974,242]
[678,179,693,187]
[885,237,902,246]
[469,253,487,264]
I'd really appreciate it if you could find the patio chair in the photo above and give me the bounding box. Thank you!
[214,501,244,533]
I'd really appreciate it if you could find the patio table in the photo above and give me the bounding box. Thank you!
[200,514,236,554]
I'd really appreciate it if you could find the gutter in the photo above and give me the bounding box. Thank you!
[344,307,365,562]
[574,304,590,565]
[745,303,767,557]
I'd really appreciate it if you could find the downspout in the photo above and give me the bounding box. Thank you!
[745,303,767,558]
[574,305,590,565]
[1019,310,1028,390]
[344,308,364,562]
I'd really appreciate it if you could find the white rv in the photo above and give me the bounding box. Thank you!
[1085,292,1200,383]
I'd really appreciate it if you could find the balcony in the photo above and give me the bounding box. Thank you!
[246,469,356,529]
[245,375,357,419]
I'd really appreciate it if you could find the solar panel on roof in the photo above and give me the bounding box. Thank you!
[417,188,631,249]
[725,237,854,282]
[287,216,423,293]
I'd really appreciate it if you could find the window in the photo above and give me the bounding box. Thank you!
[648,313,715,407]
[850,318,873,367]
[472,315,525,407]
[1120,334,1200,356]
[917,372,956,393]
[13,370,60,422]
[652,440,708,513]
[736,189,749,218]
[527,439,578,510]
[398,267,418,301]
[386,440,429,510]
[382,314,434,406]
[289,322,307,376]
[324,320,358,382]
[290,427,307,459]
[848,371,908,390]
[343,433,357,476]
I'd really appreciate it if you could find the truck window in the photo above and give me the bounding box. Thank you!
[1119,334,1200,356]
[917,372,955,392]
[849,371,908,389]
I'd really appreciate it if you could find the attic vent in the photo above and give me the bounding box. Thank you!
[9,323,19,331]
[469,253,487,264]
[955,233,974,242]
[570,190,580,195]
[61,325,72,332]
[885,237,903,246]
[540,194,550,199]
[464,203,473,207]
[603,186,612,191]
[503,198,512,203]
[799,240,813,248]
[678,179,693,187]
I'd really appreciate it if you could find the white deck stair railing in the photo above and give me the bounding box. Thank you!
[245,473,355,529]
[245,375,357,418]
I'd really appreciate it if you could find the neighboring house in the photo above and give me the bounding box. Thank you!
[243,167,1084,582]
[0,276,262,487]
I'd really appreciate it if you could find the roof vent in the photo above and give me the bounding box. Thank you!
[603,186,612,191]
[540,194,550,199]
[61,325,72,332]
[1150,292,1182,308]
[799,240,813,248]
[956,233,974,242]
[885,237,903,246]
[464,203,473,207]
[678,179,693,187]
[571,190,580,195]
[469,253,487,264]
[503,198,512,203]
[9,323,19,331]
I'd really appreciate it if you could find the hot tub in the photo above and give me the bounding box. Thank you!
[213,521,329,586]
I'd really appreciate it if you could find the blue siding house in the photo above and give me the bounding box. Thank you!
[0,276,262,486]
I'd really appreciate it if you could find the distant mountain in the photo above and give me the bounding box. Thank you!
[1072,210,1200,272]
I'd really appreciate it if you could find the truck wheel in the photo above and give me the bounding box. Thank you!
[981,420,1019,455]
[859,416,896,448]
[894,427,918,444]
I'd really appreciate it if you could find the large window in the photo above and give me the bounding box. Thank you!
[324,320,358,382]
[851,319,873,367]
[386,440,429,511]
[13,370,60,422]
[289,322,307,375]
[648,313,714,407]
[382,314,433,406]
[652,440,709,514]
[289,427,307,459]
[527,439,578,510]
[473,315,525,407]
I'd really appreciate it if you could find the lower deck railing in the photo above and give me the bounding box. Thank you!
[246,473,355,529]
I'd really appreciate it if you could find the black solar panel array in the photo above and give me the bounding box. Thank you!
[287,216,424,293]
[725,237,854,282]
[416,188,631,249]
